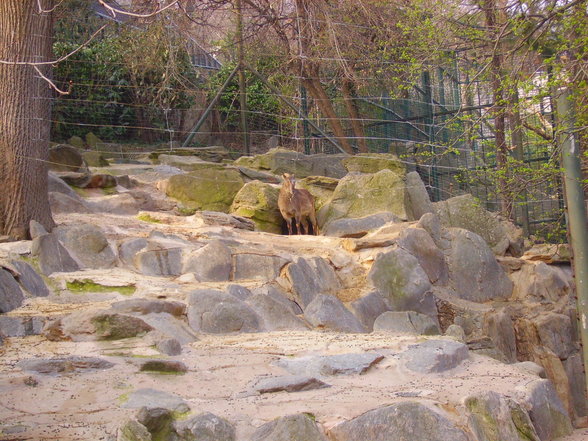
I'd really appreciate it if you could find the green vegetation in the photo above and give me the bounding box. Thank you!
[66,279,136,296]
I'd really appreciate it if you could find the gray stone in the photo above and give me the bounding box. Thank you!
[276,352,384,377]
[0,268,25,313]
[416,212,450,250]
[117,419,151,441]
[18,356,114,375]
[445,229,513,302]
[229,180,282,234]
[401,339,469,373]
[118,238,148,268]
[397,227,448,284]
[29,220,48,238]
[434,288,492,337]
[349,291,390,332]
[373,311,440,335]
[367,247,436,317]
[515,379,573,441]
[49,191,92,214]
[405,171,434,221]
[232,253,289,281]
[86,193,141,215]
[0,316,45,337]
[444,324,466,342]
[10,260,50,297]
[563,353,587,418]
[465,391,540,441]
[187,289,261,334]
[110,299,186,316]
[122,388,190,413]
[54,224,117,269]
[323,212,401,238]
[48,171,79,199]
[247,294,308,331]
[31,233,80,276]
[304,295,366,333]
[226,284,252,300]
[251,413,327,441]
[48,144,88,172]
[138,359,188,374]
[156,338,182,356]
[511,262,572,304]
[285,257,341,308]
[329,401,469,441]
[514,361,546,378]
[252,285,302,315]
[188,211,255,230]
[253,375,330,394]
[136,407,174,441]
[182,240,232,282]
[134,246,183,277]
[139,312,197,345]
[175,412,235,441]
[483,310,518,363]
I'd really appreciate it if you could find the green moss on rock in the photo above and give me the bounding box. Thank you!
[66,279,136,296]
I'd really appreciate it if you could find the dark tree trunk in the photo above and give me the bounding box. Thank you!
[342,78,368,153]
[0,0,56,240]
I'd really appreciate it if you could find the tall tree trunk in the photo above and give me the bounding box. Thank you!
[342,78,368,153]
[0,0,56,240]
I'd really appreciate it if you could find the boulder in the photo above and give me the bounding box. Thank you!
[515,379,573,441]
[400,339,469,373]
[229,180,282,233]
[329,401,469,441]
[10,260,50,297]
[175,412,235,441]
[232,253,289,281]
[276,352,383,377]
[533,313,575,360]
[405,171,434,221]
[367,247,436,317]
[253,375,329,394]
[67,135,85,149]
[188,211,255,230]
[318,169,407,228]
[0,316,45,337]
[284,257,341,308]
[48,172,81,198]
[157,154,226,172]
[373,311,440,335]
[247,294,308,331]
[134,245,183,277]
[31,233,80,276]
[237,166,281,183]
[18,356,114,375]
[0,268,25,313]
[434,288,492,336]
[397,227,448,284]
[234,148,348,179]
[304,295,366,333]
[139,313,197,345]
[48,144,88,173]
[323,212,401,238]
[110,299,186,316]
[297,176,339,211]
[483,310,518,363]
[86,193,141,215]
[341,153,405,174]
[434,194,524,256]
[251,284,302,315]
[226,284,252,300]
[349,291,391,332]
[157,338,182,356]
[166,168,245,213]
[85,132,102,149]
[564,353,588,418]
[136,407,175,441]
[81,150,109,167]
[445,228,513,302]
[122,388,190,413]
[137,359,188,374]
[251,413,327,441]
[117,419,151,441]
[182,240,232,282]
[510,262,572,303]
[465,391,540,441]
[118,238,148,268]
[54,224,117,269]
[49,191,92,214]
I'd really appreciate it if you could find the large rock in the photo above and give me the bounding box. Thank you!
[139,313,198,345]
[533,313,575,360]
[118,238,148,268]
[48,171,80,198]
[18,356,114,375]
[247,294,308,331]
[234,148,347,179]
[122,388,190,413]
[110,298,186,316]
[564,353,588,418]
[349,291,390,332]
[510,262,572,303]
[166,168,245,212]
[187,289,261,334]
[342,153,405,174]
[373,311,439,335]
[445,229,513,302]
[397,227,448,284]
[405,171,434,221]
[323,212,401,238]
[400,339,469,373]
[304,295,365,333]
[297,176,339,211]
[465,391,540,441]
[329,401,469,441]
[49,191,92,214]
[182,241,232,282]
[54,224,117,269]
[188,211,255,230]
[318,169,407,228]
[175,412,235,441]
[31,233,80,276]
[251,413,327,441]
[515,379,573,441]
[158,154,226,172]
[48,144,88,173]
[276,353,383,377]
[229,180,282,233]
[284,257,341,308]
[0,316,45,337]
[86,193,141,215]
[253,375,329,394]
[232,253,289,281]
[10,260,50,297]
[134,243,183,277]
[0,268,25,313]
[434,194,524,256]
[483,310,518,363]
[367,247,436,317]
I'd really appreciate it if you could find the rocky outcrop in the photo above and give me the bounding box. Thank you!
[229,180,282,233]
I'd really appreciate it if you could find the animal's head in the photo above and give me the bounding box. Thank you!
[282,173,296,191]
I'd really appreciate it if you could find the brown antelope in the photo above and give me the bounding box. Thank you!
[278,173,319,235]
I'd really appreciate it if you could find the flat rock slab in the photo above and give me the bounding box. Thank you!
[122,388,190,413]
[17,356,114,375]
[253,375,330,394]
[251,413,327,441]
[137,359,188,374]
[0,268,25,313]
[276,352,384,377]
[401,339,469,373]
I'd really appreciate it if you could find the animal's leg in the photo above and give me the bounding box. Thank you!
[309,210,319,235]
[295,215,303,235]
[285,216,293,235]
[301,217,309,235]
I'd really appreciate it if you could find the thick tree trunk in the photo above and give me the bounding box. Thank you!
[342,78,368,153]
[0,0,56,240]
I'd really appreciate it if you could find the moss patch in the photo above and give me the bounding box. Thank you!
[136,213,162,224]
[66,279,136,296]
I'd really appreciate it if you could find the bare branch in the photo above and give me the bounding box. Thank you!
[97,0,180,19]
[37,0,65,13]
[33,66,71,95]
